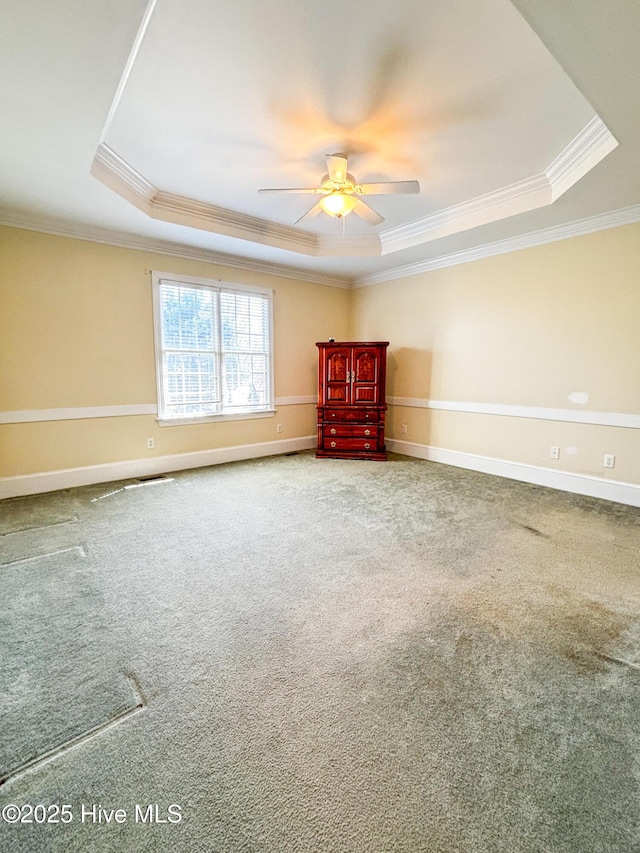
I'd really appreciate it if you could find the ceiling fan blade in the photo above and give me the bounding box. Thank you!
[353,199,384,225]
[326,154,349,184]
[357,180,420,195]
[258,187,321,194]
[294,200,324,225]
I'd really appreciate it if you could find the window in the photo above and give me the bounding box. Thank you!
[152,273,273,423]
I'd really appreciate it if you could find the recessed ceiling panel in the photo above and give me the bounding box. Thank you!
[2,0,633,282]
[104,0,599,234]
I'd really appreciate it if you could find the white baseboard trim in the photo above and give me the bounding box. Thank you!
[387,438,640,507]
[0,436,316,499]
[4,434,638,507]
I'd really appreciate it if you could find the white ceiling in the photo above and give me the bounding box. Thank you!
[1,0,639,286]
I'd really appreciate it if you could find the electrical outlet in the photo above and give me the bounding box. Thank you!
[603,453,615,469]
[550,446,560,459]
[401,424,408,435]
[276,423,283,433]
[147,438,155,449]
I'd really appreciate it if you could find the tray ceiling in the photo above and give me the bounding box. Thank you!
[1,0,638,285]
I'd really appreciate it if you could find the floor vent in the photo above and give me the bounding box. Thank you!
[125,476,174,490]
[92,476,174,501]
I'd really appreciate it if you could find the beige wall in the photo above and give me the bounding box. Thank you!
[2,222,639,495]
[352,222,640,485]
[0,227,350,478]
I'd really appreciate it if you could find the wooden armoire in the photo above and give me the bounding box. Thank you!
[316,341,389,460]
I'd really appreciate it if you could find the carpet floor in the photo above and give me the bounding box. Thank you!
[0,451,639,852]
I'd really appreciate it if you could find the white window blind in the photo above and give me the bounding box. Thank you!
[153,274,273,421]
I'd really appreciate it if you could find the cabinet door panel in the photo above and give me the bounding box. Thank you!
[353,385,376,403]
[325,348,351,404]
[352,347,380,405]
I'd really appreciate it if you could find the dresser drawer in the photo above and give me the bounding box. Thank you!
[321,407,380,423]
[323,424,378,438]
[321,436,381,452]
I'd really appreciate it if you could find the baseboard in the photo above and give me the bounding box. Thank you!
[0,436,317,499]
[4,435,639,507]
[387,438,640,507]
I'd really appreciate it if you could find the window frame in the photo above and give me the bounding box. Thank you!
[152,271,275,426]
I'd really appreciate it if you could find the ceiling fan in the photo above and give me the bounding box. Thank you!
[258,153,420,226]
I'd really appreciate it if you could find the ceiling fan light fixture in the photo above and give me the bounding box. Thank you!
[320,191,357,218]
[259,154,417,226]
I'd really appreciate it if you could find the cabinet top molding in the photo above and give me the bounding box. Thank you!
[316,341,389,347]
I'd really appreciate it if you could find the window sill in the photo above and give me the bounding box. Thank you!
[157,409,275,427]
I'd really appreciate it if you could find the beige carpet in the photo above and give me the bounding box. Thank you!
[1,452,639,852]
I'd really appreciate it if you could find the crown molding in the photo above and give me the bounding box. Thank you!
[3,200,638,293]
[318,232,382,256]
[151,190,320,255]
[91,144,321,256]
[0,213,351,288]
[546,116,618,200]
[4,201,638,293]
[354,203,640,287]
[91,115,617,261]
[380,174,551,255]
[2,118,628,290]
[379,117,616,256]
[90,143,155,207]
[93,145,384,258]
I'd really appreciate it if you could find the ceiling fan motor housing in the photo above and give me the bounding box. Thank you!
[320,172,357,193]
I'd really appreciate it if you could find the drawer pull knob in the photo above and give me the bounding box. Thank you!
[331,428,336,434]
[330,441,337,448]
[364,443,371,449]
[364,429,370,435]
